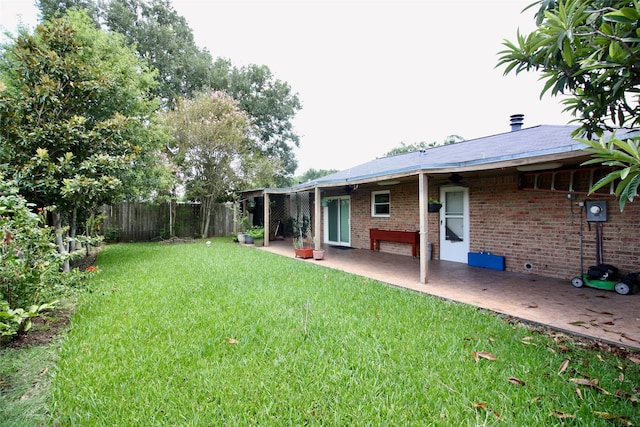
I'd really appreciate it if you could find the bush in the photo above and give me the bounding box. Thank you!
[0,175,66,310]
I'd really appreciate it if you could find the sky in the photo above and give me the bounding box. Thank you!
[0,0,575,174]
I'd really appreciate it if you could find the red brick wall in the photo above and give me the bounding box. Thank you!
[337,172,640,280]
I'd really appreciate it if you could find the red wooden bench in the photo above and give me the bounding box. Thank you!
[369,228,420,257]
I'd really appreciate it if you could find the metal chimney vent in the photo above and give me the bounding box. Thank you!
[510,114,524,131]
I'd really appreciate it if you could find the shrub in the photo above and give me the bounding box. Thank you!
[0,175,66,310]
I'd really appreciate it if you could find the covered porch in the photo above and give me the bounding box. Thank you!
[258,239,640,350]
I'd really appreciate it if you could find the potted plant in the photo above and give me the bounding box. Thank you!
[428,197,442,212]
[247,226,265,246]
[237,211,249,243]
[293,236,314,259]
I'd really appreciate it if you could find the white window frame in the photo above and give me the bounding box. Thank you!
[371,190,390,217]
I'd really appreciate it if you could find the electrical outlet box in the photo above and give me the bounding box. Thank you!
[585,200,607,222]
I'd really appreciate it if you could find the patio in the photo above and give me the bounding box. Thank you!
[258,240,640,350]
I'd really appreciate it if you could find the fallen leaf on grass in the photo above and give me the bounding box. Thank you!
[569,378,610,395]
[473,402,501,420]
[226,337,238,344]
[618,373,624,382]
[558,359,570,374]
[592,411,633,426]
[472,351,497,362]
[575,387,583,400]
[551,410,575,419]
[508,377,525,386]
[615,389,640,403]
[521,336,535,345]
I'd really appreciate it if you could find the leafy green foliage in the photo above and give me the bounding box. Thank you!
[0,9,165,255]
[163,91,276,237]
[295,168,340,184]
[0,175,66,310]
[0,176,67,342]
[579,134,640,210]
[498,0,640,209]
[0,300,58,338]
[34,0,303,186]
[220,62,302,181]
[103,0,214,105]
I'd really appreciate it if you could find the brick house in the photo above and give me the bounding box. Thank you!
[247,116,640,284]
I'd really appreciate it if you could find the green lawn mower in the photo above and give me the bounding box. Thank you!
[571,264,639,295]
[570,200,639,295]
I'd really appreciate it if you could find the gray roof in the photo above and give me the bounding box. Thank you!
[294,125,585,189]
[252,124,637,193]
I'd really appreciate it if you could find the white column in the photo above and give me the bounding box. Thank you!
[264,192,270,247]
[314,186,321,249]
[419,173,429,284]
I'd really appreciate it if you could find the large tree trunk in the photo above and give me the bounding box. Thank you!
[52,211,70,273]
[200,196,213,239]
[69,208,77,253]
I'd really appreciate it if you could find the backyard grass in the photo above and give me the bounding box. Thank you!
[2,239,639,426]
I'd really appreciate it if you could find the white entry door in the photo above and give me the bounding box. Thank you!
[439,187,469,263]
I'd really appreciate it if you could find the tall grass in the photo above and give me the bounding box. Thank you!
[49,240,639,426]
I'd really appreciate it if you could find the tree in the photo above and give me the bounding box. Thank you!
[0,10,161,268]
[35,0,303,186]
[384,135,464,157]
[37,0,100,22]
[162,91,276,237]
[297,168,340,184]
[214,61,302,184]
[497,0,640,209]
[103,0,215,105]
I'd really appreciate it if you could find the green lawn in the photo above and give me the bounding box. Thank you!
[4,239,639,426]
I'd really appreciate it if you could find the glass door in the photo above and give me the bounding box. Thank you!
[324,197,350,246]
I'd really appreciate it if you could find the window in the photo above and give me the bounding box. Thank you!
[371,190,390,217]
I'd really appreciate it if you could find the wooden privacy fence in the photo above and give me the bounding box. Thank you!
[101,202,235,242]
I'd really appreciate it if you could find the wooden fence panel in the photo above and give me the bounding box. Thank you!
[101,202,235,242]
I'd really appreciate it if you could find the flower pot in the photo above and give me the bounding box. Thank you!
[294,247,314,259]
[254,238,264,247]
[313,249,325,260]
[428,202,442,213]
[245,235,254,244]
[237,232,246,244]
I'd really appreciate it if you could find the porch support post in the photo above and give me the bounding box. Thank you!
[264,191,270,247]
[419,172,429,284]
[314,186,321,249]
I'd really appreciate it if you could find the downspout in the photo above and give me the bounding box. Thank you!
[264,191,270,246]
[314,186,321,249]
[419,172,429,284]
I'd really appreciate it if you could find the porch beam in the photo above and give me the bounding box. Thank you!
[264,192,270,247]
[314,186,321,249]
[418,172,429,284]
